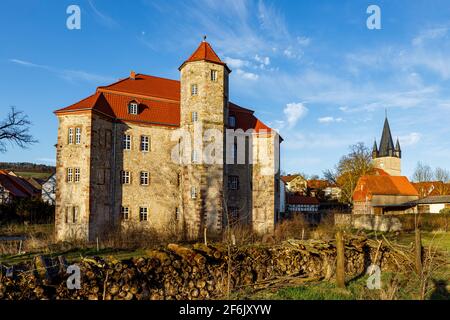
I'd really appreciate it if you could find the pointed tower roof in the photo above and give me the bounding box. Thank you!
[395,138,401,151]
[378,116,395,157]
[179,38,231,72]
[372,139,378,152]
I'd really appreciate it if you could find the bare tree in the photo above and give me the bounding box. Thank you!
[434,167,450,195]
[323,142,374,204]
[0,107,37,152]
[412,162,433,182]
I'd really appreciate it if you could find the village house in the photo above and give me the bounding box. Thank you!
[281,174,307,194]
[0,170,40,204]
[53,39,282,242]
[286,194,320,214]
[412,181,450,198]
[412,195,450,214]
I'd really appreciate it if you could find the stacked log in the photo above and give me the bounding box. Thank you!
[0,236,417,300]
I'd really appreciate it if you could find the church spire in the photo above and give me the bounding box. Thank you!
[395,137,401,158]
[372,139,378,159]
[378,115,395,157]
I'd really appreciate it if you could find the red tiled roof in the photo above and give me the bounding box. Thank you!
[281,175,303,183]
[412,181,450,197]
[353,175,419,202]
[287,195,320,205]
[307,179,331,189]
[55,42,274,133]
[180,41,230,72]
[0,171,31,198]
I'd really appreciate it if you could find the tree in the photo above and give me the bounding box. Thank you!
[324,142,374,204]
[0,107,37,152]
[412,162,433,182]
[434,167,450,195]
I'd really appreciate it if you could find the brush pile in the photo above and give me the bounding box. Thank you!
[0,236,417,300]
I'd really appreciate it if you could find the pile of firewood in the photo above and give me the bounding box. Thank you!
[0,236,417,300]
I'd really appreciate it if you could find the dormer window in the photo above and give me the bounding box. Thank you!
[128,102,138,115]
[228,115,236,128]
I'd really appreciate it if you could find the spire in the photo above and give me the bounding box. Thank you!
[372,139,379,159]
[378,115,395,157]
[179,38,231,72]
[395,137,402,158]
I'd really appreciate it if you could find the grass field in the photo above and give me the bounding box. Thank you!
[14,171,53,179]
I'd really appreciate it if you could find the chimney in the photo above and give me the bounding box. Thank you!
[130,71,136,80]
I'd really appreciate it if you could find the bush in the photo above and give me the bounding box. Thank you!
[396,213,450,232]
[439,208,450,215]
[0,198,54,225]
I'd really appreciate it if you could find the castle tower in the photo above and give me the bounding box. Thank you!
[372,115,402,176]
[178,38,231,238]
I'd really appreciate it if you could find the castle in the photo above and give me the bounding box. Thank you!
[54,39,281,242]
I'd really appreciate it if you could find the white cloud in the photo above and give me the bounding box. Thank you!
[318,117,343,123]
[297,36,310,47]
[235,69,259,80]
[254,54,270,66]
[283,102,308,128]
[399,132,421,146]
[9,58,114,84]
[412,27,448,46]
[224,57,249,69]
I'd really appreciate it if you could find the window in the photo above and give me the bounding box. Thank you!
[139,207,148,221]
[67,168,73,183]
[191,84,198,96]
[121,206,129,221]
[128,102,138,115]
[121,171,131,184]
[211,70,218,81]
[72,206,79,223]
[228,207,239,223]
[228,116,236,128]
[175,207,180,220]
[191,186,197,199]
[75,128,81,144]
[192,150,199,163]
[228,176,239,190]
[123,134,131,150]
[140,171,149,185]
[65,207,69,223]
[177,173,181,187]
[191,111,198,122]
[140,135,150,152]
[74,168,80,183]
[68,128,74,144]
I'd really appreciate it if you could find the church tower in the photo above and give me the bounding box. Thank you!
[372,115,402,176]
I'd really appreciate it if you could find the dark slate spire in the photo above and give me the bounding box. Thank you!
[378,116,395,157]
[395,137,401,158]
[372,139,378,159]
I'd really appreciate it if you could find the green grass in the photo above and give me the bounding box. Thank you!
[15,171,52,179]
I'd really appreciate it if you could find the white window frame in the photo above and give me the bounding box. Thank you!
[211,70,218,82]
[191,186,197,199]
[123,134,131,150]
[140,171,149,186]
[67,168,73,183]
[75,127,81,144]
[121,171,131,184]
[191,84,198,96]
[139,207,148,221]
[192,111,198,122]
[128,102,138,115]
[121,206,129,221]
[74,168,80,183]
[140,135,150,152]
[68,128,74,144]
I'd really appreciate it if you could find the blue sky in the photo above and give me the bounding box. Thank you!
[1,0,449,178]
